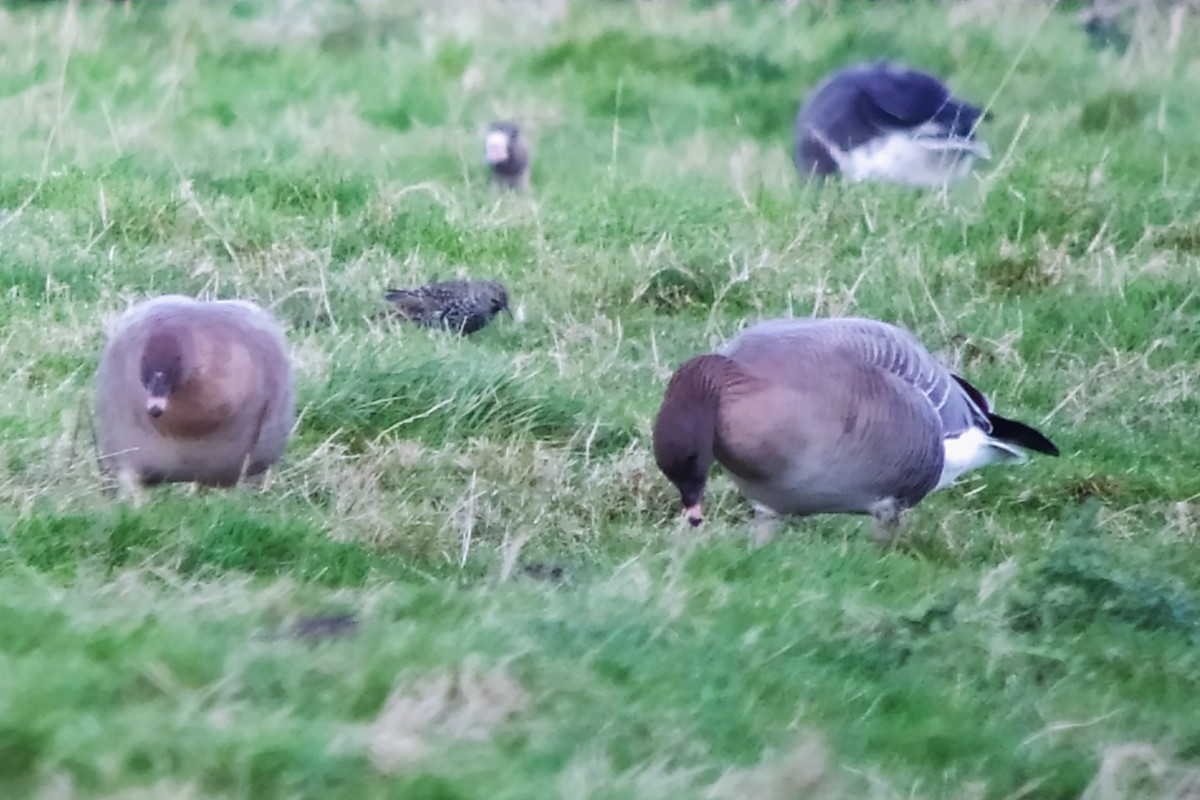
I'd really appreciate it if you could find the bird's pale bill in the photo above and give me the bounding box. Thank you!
[145,370,170,418]
[484,130,510,164]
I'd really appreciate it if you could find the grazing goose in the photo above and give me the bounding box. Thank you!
[652,317,1059,545]
[95,295,295,504]
[793,62,991,188]
[483,121,530,191]
[384,279,510,335]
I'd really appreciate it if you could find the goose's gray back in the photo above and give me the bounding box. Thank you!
[108,295,284,341]
[720,317,988,438]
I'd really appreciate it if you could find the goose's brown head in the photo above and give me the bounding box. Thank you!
[652,356,725,527]
[140,329,189,418]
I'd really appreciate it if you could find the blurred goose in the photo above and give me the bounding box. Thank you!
[384,279,510,335]
[793,62,991,188]
[483,121,530,191]
[652,317,1058,545]
[95,295,295,504]
[1079,5,1130,52]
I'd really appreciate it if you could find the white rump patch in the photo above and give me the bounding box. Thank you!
[936,425,1026,491]
[821,127,989,188]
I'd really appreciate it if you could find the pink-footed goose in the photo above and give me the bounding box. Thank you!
[794,62,990,188]
[652,317,1059,545]
[94,295,295,504]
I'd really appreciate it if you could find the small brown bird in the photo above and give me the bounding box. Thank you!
[384,279,510,335]
[483,121,530,191]
[94,295,295,504]
[652,317,1058,545]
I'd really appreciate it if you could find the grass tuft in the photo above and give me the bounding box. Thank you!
[303,348,634,455]
[1079,89,1145,132]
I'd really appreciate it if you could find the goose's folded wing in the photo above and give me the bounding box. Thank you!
[723,318,989,437]
[855,67,951,128]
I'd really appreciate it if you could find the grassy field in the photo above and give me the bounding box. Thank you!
[1,0,1199,797]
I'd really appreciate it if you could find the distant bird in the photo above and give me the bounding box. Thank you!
[94,295,295,504]
[793,62,991,188]
[1080,9,1130,53]
[384,279,510,335]
[652,317,1059,545]
[483,121,530,191]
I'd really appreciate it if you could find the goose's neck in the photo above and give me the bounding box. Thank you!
[663,354,736,415]
[653,354,748,523]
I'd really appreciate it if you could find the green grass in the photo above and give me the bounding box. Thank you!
[0,0,1199,797]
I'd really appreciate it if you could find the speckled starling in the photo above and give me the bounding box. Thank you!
[384,279,510,335]
[483,121,530,191]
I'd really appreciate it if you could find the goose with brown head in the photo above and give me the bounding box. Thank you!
[95,295,295,505]
[652,317,1060,546]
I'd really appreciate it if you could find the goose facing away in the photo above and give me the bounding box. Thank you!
[793,62,991,188]
[483,121,530,191]
[652,317,1059,544]
[384,279,510,335]
[95,295,295,503]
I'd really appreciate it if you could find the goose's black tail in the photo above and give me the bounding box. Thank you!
[988,413,1060,457]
